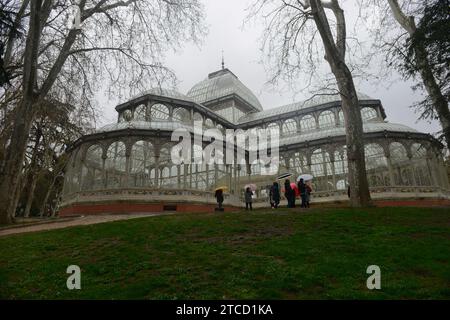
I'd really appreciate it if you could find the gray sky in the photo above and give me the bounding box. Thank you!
[100,0,440,136]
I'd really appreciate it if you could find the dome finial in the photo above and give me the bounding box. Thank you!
[221,50,225,70]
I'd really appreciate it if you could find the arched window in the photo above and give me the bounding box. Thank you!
[318,110,335,129]
[365,143,388,187]
[173,107,190,124]
[130,140,155,187]
[150,103,169,121]
[334,147,347,175]
[365,143,387,170]
[390,142,411,186]
[123,109,133,122]
[390,142,408,163]
[282,119,297,135]
[205,118,214,128]
[411,143,426,158]
[134,104,147,121]
[300,115,316,132]
[410,143,431,186]
[361,107,378,121]
[310,148,332,191]
[105,141,127,188]
[291,152,308,175]
[82,144,103,191]
[311,148,331,177]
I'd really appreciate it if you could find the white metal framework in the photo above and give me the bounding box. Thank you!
[61,69,450,210]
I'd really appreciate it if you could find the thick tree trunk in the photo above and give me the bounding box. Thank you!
[23,172,39,218]
[310,0,371,207]
[23,127,42,218]
[12,173,25,218]
[0,0,42,224]
[334,65,372,207]
[0,103,35,224]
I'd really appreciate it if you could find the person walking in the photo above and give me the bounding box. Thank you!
[284,179,293,208]
[245,187,253,211]
[298,178,307,208]
[270,182,280,209]
[214,188,224,210]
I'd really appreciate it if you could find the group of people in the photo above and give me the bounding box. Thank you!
[283,178,312,208]
[216,178,313,211]
[243,179,312,210]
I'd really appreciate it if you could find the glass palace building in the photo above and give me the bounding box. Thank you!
[59,68,450,215]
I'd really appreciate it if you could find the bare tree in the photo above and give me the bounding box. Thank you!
[387,0,449,149]
[359,0,449,150]
[0,0,206,224]
[249,0,371,207]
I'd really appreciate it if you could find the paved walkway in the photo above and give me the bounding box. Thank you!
[0,213,174,237]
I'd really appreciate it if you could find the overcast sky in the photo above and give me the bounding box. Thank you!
[100,0,440,136]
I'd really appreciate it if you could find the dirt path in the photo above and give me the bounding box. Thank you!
[0,213,174,237]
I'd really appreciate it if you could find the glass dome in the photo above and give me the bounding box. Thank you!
[187,68,263,111]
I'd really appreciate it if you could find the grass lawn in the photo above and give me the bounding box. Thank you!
[0,207,449,299]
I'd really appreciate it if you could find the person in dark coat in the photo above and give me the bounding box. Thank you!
[298,178,307,208]
[284,179,294,208]
[270,182,281,209]
[215,189,224,209]
[244,187,253,210]
[269,185,275,208]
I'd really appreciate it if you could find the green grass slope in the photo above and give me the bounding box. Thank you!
[0,207,449,299]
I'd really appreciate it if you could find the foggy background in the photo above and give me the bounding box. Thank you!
[98,0,441,136]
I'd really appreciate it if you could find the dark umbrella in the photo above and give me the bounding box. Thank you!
[277,172,292,180]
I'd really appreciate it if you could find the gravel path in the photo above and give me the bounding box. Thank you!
[0,213,174,237]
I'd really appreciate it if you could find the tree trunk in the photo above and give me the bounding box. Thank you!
[334,66,372,207]
[23,172,39,218]
[0,103,35,224]
[0,0,42,224]
[414,44,450,149]
[12,173,25,218]
[310,0,371,206]
[40,174,58,218]
[387,0,450,148]
[23,127,42,218]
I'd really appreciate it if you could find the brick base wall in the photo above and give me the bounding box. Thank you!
[58,198,450,217]
[58,202,240,217]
